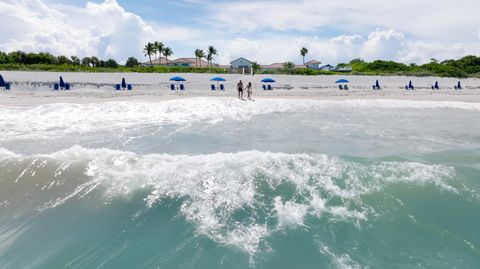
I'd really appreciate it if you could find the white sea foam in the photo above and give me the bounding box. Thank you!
[0,98,479,142]
[0,146,460,255]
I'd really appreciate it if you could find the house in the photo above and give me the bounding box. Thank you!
[260,63,308,71]
[169,58,211,67]
[230,57,253,69]
[143,57,169,66]
[305,60,322,70]
[319,64,335,71]
[260,63,285,71]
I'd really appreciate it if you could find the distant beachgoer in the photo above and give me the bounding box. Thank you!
[237,80,244,99]
[246,82,253,100]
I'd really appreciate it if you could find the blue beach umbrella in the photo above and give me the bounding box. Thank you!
[457,81,462,88]
[210,77,226,82]
[0,74,5,86]
[335,79,349,83]
[121,78,127,88]
[261,78,276,83]
[59,76,65,88]
[409,80,413,88]
[375,80,380,88]
[434,81,439,89]
[169,76,186,82]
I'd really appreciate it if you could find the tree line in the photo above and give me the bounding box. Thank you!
[0,51,133,68]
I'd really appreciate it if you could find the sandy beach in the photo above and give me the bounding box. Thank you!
[0,71,479,105]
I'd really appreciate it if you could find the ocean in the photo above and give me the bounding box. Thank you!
[0,98,479,268]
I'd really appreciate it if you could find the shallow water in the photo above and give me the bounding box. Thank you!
[1,98,479,268]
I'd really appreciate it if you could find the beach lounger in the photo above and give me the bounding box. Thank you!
[267,85,272,91]
[344,85,349,90]
[180,84,185,91]
[115,84,121,90]
[0,75,11,90]
[220,84,225,91]
[263,84,267,90]
[211,84,216,91]
[54,84,60,90]
[127,85,132,91]
[339,85,343,90]
[170,84,175,91]
[454,81,462,90]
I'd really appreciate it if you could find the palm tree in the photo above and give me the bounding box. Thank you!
[194,49,205,67]
[207,45,218,66]
[163,47,173,65]
[300,47,309,65]
[154,42,164,63]
[143,42,156,65]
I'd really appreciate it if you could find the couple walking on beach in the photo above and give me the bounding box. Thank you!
[237,80,253,100]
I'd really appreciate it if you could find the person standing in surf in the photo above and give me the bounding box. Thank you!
[246,82,253,100]
[237,80,244,100]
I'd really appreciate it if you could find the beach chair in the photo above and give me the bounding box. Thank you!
[339,85,343,90]
[0,75,11,90]
[454,81,462,90]
[115,84,121,90]
[180,84,185,91]
[220,84,225,91]
[211,84,216,91]
[65,83,70,90]
[267,85,272,91]
[54,84,60,90]
[127,84,132,91]
[344,85,349,90]
[263,84,267,90]
[170,84,175,91]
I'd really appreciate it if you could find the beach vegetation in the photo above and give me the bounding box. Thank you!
[125,57,140,68]
[1,50,479,77]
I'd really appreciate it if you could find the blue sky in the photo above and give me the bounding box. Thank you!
[1,0,479,64]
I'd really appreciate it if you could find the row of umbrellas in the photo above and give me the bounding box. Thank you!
[169,76,276,83]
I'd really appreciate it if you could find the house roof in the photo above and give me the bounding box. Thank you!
[261,63,285,69]
[168,57,211,66]
[306,60,322,65]
[230,57,252,64]
[143,57,169,65]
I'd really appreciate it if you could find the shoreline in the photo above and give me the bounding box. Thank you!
[1,93,480,106]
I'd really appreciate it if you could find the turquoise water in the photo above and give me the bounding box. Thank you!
[0,98,479,268]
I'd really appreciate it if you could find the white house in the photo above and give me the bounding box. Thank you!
[305,60,322,70]
[230,57,253,69]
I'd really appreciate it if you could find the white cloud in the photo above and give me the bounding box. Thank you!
[0,0,198,61]
[214,29,475,65]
